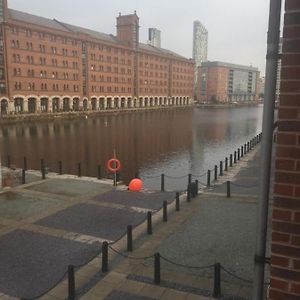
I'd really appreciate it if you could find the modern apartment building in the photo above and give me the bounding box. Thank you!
[192,20,208,98]
[198,61,260,103]
[148,28,161,48]
[0,0,194,114]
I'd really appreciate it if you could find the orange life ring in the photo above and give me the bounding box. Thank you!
[107,158,121,173]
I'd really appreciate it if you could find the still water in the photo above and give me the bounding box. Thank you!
[0,106,263,191]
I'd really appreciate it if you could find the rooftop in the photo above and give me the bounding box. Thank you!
[201,61,259,71]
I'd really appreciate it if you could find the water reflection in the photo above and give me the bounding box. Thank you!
[0,106,262,190]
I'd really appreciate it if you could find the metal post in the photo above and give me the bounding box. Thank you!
[213,263,221,298]
[22,169,25,184]
[253,0,282,298]
[247,141,250,152]
[241,146,244,157]
[78,163,81,177]
[230,154,233,167]
[97,165,101,179]
[154,253,160,285]
[187,185,191,202]
[176,192,180,211]
[188,173,192,185]
[219,161,223,176]
[7,155,10,168]
[234,151,237,163]
[163,201,168,221]
[244,143,247,154]
[59,161,62,175]
[195,180,199,195]
[147,211,152,234]
[102,241,108,272]
[237,148,240,160]
[227,181,231,198]
[68,265,75,300]
[225,157,228,171]
[23,157,27,170]
[214,165,217,181]
[207,170,211,187]
[161,174,165,192]
[127,225,133,252]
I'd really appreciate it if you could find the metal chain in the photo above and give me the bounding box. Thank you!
[108,245,153,260]
[160,255,214,270]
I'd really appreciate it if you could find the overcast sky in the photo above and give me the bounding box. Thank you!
[9,0,274,75]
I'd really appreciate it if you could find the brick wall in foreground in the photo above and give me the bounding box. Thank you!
[270,0,300,298]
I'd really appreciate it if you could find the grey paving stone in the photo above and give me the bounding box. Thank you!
[104,290,154,300]
[26,178,112,197]
[36,203,146,240]
[91,190,176,210]
[0,229,100,299]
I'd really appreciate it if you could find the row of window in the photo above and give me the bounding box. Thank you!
[14,81,79,92]
[91,86,131,93]
[139,71,168,78]
[139,62,168,70]
[11,27,77,45]
[139,88,168,94]
[90,54,131,65]
[140,79,167,86]
[90,65,131,74]
[12,54,79,69]
[13,68,80,80]
[91,75,131,84]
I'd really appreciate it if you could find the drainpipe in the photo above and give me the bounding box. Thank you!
[253,0,282,299]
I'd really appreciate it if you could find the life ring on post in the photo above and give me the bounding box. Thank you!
[107,158,121,173]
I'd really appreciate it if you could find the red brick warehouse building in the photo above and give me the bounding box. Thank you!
[0,0,194,114]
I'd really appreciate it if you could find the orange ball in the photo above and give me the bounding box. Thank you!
[128,178,143,192]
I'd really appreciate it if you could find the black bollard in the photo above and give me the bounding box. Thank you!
[214,165,218,181]
[68,265,75,300]
[23,157,27,171]
[234,151,237,163]
[187,185,191,202]
[207,170,211,187]
[230,154,233,167]
[22,169,25,184]
[247,141,250,152]
[227,181,231,198]
[213,263,221,298]
[154,253,161,285]
[147,211,152,234]
[102,241,108,272]
[241,146,244,157]
[176,192,180,211]
[244,143,247,154]
[219,161,223,176]
[78,163,81,177]
[127,225,133,252]
[237,148,240,160]
[188,173,192,185]
[195,180,199,195]
[225,157,228,171]
[42,166,46,180]
[163,201,168,221]
[58,161,62,175]
[161,174,165,192]
[97,165,101,179]
[7,155,10,168]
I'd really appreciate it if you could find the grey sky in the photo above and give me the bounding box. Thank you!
[9,0,272,75]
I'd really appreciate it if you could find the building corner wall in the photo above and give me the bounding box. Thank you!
[269,0,300,298]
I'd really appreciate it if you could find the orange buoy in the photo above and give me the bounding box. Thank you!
[107,158,121,173]
[128,178,143,192]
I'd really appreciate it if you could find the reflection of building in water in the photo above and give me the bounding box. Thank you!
[0,110,193,183]
[0,0,194,116]
[198,61,260,103]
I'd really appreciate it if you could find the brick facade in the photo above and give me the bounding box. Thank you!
[270,0,300,298]
[0,1,194,114]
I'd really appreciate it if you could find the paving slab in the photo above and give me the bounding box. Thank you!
[91,190,176,210]
[104,290,154,300]
[36,203,147,240]
[0,191,64,220]
[26,178,112,197]
[0,229,100,299]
